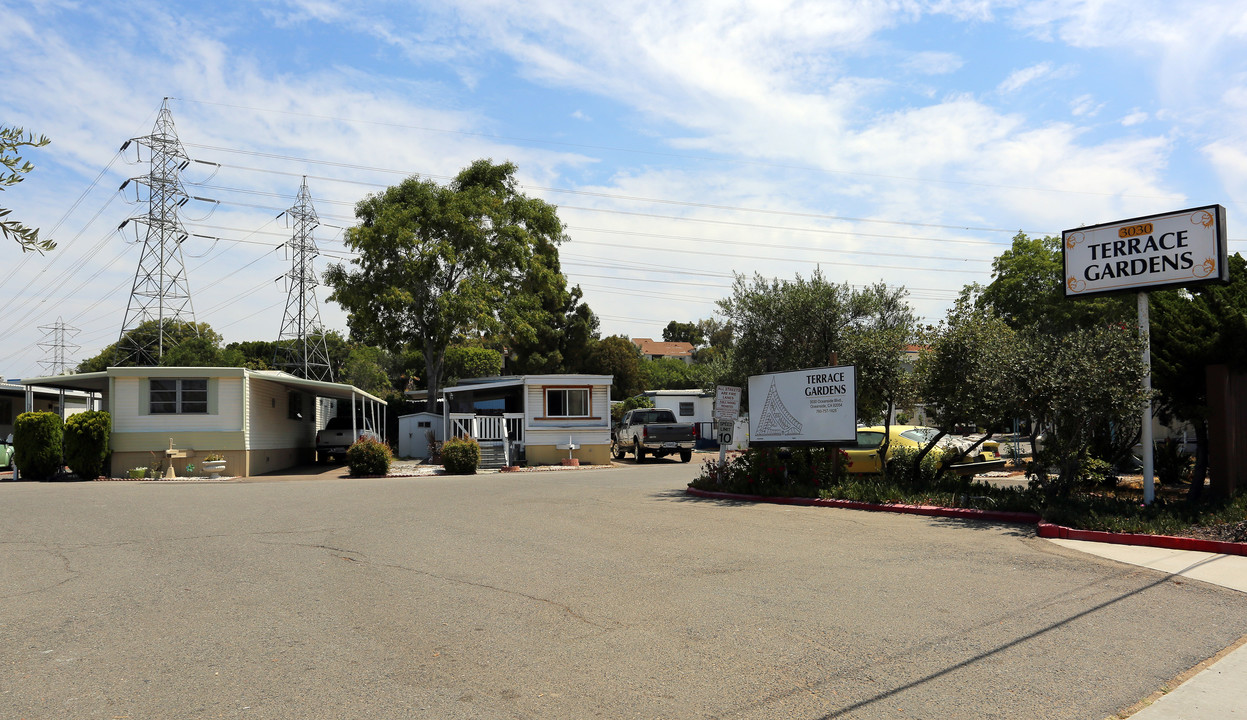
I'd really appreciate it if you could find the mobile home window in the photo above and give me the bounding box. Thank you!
[150,378,208,414]
[679,401,695,417]
[546,388,590,417]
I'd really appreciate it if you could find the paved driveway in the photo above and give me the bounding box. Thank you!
[2,464,1245,719]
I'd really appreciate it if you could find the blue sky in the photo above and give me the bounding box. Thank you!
[3,0,1246,377]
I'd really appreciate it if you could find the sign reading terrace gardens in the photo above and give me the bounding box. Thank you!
[747,366,857,446]
[1062,204,1228,297]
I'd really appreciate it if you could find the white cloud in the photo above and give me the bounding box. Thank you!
[998,62,1054,93]
[1121,110,1149,126]
[904,51,965,75]
[1070,94,1104,117]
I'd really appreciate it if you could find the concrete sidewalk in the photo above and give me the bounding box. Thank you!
[1050,539,1247,718]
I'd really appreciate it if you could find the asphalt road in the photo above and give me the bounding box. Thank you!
[3,462,1246,719]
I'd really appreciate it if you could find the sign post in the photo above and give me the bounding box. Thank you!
[1064,205,1227,504]
[714,385,742,465]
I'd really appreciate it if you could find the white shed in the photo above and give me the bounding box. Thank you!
[398,412,444,458]
[643,389,717,448]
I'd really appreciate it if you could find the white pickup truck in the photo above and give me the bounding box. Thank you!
[315,417,379,463]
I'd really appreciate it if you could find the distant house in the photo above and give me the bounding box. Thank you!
[631,338,695,364]
[21,367,385,477]
[441,374,614,466]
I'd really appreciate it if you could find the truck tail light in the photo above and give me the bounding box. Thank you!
[692,424,699,439]
[642,426,648,439]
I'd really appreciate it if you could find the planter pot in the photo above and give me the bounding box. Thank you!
[202,460,227,478]
[561,458,580,467]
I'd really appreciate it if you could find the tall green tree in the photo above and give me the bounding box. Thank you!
[587,335,646,400]
[340,345,393,396]
[1150,253,1247,499]
[325,160,569,404]
[977,232,1129,333]
[443,345,504,387]
[498,235,599,375]
[643,357,709,390]
[1,126,56,253]
[1020,322,1150,498]
[715,270,909,400]
[78,321,227,372]
[661,320,703,346]
[913,298,1023,474]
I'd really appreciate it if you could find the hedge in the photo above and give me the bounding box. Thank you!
[442,436,480,475]
[346,436,393,477]
[64,410,112,480]
[14,411,63,480]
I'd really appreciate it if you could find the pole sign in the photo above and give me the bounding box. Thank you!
[747,365,856,445]
[714,385,742,420]
[1063,204,1228,298]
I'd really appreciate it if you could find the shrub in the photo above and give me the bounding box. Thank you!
[1153,438,1192,486]
[346,436,393,477]
[886,445,953,489]
[64,410,111,480]
[14,411,63,480]
[691,446,848,497]
[442,436,480,475]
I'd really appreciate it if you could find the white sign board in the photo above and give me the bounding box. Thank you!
[747,366,856,445]
[714,385,742,420]
[1063,205,1228,297]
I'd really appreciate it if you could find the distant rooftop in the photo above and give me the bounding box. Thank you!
[632,338,695,358]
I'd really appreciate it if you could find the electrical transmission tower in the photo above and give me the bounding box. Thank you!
[273,177,333,381]
[115,98,198,366]
[37,317,80,375]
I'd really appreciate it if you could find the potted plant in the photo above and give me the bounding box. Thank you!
[201,453,227,478]
[128,466,147,479]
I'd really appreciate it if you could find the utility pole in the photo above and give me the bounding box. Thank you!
[273,177,333,381]
[37,317,80,375]
[115,98,198,366]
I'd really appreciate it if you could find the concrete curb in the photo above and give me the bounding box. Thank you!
[1037,522,1247,557]
[685,487,1247,555]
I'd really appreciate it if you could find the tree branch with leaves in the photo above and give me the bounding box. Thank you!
[1,126,55,253]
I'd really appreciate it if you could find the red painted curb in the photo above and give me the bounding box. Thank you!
[685,487,1247,556]
[684,487,1042,524]
[1038,522,1247,557]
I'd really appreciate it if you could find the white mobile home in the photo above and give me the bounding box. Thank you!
[442,374,614,466]
[22,367,385,477]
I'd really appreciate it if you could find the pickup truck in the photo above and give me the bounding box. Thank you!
[316,416,379,463]
[612,408,698,463]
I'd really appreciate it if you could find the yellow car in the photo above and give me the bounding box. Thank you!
[843,425,1003,475]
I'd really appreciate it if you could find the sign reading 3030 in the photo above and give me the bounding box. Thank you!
[1063,204,1229,297]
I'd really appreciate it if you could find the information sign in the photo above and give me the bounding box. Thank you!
[747,366,856,445]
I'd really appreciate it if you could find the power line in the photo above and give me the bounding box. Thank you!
[175,98,1188,201]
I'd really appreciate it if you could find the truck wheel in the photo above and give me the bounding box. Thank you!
[634,439,646,463]
[611,438,626,461]
[679,449,692,463]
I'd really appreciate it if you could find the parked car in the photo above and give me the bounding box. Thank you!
[0,433,13,470]
[844,425,1004,475]
[315,417,379,463]
[612,408,698,463]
